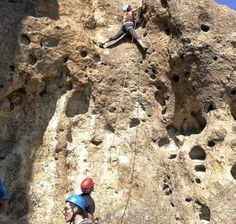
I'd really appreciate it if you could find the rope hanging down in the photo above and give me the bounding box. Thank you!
[120,65,141,224]
[120,2,144,223]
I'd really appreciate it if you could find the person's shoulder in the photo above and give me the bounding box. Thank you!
[80,218,93,224]
[82,193,94,199]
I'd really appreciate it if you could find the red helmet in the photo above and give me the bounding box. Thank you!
[81,178,94,193]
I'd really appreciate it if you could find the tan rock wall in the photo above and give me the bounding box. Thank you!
[0,0,235,223]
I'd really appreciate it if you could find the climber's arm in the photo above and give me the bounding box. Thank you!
[131,5,141,12]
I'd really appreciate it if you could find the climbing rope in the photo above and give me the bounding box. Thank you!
[120,2,144,223]
[120,66,141,224]
[114,12,140,161]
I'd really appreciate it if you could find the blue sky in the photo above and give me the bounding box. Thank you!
[215,0,236,10]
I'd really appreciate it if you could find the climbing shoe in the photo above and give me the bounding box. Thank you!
[137,39,148,51]
[99,42,105,48]
[142,46,148,51]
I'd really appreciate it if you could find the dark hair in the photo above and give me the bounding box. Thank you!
[69,202,85,217]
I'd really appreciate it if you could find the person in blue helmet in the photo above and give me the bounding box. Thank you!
[64,194,93,224]
[99,4,148,50]
[0,181,7,214]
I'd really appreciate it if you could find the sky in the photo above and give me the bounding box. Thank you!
[215,0,236,10]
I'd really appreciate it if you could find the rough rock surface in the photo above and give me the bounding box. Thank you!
[0,0,236,223]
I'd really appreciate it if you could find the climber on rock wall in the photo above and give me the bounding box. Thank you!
[0,181,7,214]
[64,194,93,224]
[80,178,97,223]
[99,4,148,50]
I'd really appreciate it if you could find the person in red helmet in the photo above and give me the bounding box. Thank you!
[80,178,96,222]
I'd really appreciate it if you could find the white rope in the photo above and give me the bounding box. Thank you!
[120,2,144,223]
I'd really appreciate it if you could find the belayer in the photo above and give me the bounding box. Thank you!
[80,178,96,222]
[64,194,93,224]
[99,4,148,50]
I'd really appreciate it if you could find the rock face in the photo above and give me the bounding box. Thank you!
[0,0,236,223]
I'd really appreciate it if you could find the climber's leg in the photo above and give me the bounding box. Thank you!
[127,26,148,50]
[127,26,139,42]
[100,26,126,48]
